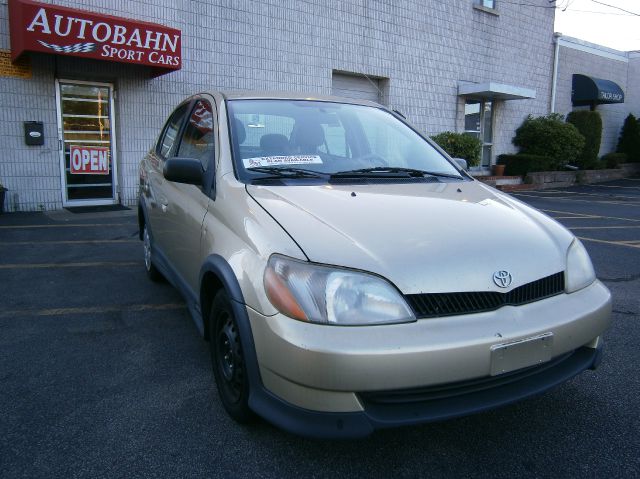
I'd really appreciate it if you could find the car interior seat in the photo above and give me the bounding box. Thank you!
[289,120,325,155]
[260,134,290,156]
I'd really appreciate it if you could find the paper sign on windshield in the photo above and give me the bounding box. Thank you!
[244,155,323,169]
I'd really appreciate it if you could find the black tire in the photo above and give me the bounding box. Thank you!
[209,290,253,423]
[142,224,163,282]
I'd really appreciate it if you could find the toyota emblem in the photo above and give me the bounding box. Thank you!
[493,270,512,288]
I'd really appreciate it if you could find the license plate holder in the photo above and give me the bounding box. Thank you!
[490,332,554,376]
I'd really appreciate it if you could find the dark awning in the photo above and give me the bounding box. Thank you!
[572,74,624,106]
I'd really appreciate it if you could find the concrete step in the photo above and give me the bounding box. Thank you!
[497,183,538,192]
[475,175,523,187]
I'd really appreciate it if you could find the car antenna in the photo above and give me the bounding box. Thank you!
[361,71,405,118]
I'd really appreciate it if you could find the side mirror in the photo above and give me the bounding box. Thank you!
[163,157,203,186]
[453,158,468,171]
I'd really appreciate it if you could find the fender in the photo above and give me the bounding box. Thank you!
[199,255,263,392]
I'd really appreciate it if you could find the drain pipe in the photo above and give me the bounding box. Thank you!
[550,32,562,113]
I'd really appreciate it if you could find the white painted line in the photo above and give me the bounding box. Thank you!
[0,303,185,319]
[0,261,139,269]
[577,237,640,249]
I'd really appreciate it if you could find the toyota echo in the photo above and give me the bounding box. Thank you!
[138,91,611,438]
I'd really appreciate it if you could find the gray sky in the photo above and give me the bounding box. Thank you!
[554,0,640,51]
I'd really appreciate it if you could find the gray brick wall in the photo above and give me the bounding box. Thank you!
[1,0,555,211]
[555,38,631,157]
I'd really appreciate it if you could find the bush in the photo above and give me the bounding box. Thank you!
[601,152,627,169]
[617,114,640,162]
[431,131,482,167]
[566,110,602,169]
[497,154,556,176]
[512,114,584,168]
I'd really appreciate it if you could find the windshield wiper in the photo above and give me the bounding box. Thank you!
[330,167,462,179]
[248,166,327,178]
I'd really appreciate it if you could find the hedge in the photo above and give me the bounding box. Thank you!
[513,114,584,168]
[601,152,627,169]
[566,110,602,169]
[431,131,481,166]
[497,154,556,176]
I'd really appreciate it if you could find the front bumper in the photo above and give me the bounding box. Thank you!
[246,280,611,438]
[249,344,603,438]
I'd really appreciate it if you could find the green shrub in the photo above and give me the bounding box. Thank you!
[512,114,584,168]
[497,154,556,176]
[566,110,602,169]
[431,131,482,166]
[601,152,627,169]
[617,114,640,162]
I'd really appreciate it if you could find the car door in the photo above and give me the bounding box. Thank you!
[146,102,191,262]
[162,98,217,295]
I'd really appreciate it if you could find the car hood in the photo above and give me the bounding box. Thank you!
[246,180,575,294]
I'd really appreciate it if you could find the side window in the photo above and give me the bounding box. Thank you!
[157,103,189,158]
[177,100,215,170]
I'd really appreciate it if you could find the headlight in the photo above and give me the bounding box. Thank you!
[565,239,596,293]
[264,255,415,326]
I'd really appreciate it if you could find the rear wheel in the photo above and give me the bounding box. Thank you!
[142,224,163,282]
[209,290,253,423]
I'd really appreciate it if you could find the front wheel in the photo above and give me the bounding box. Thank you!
[142,224,163,282]
[209,290,253,423]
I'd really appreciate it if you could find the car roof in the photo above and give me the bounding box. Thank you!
[210,90,383,108]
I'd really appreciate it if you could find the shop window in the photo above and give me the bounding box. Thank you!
[464,100,494,168]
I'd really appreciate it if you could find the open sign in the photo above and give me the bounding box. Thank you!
[70,145,110,174]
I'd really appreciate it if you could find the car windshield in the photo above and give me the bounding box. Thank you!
[227,99,463,181]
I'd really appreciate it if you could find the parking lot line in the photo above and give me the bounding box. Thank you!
[569,226,640,230]
[535,190,640,198]
[583,184,640,190]
[539,209,598,218]
[577,236,640,249]
[0,261,139,269]
[0,223,131,229]
[0,303,185,319]
[0,239,138,246]
[541,209,640,223]
[516,194,640,206]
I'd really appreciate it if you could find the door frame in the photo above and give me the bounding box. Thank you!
[55,79,119,207]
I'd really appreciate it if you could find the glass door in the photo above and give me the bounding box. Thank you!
[464,100,494,169]
[56,80,118,206]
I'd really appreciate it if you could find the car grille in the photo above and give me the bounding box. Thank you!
[405,272,565,318]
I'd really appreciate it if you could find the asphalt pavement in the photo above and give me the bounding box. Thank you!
[1,179,639,478]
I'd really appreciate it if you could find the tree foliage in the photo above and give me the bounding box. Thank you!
[617,114,640,162]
